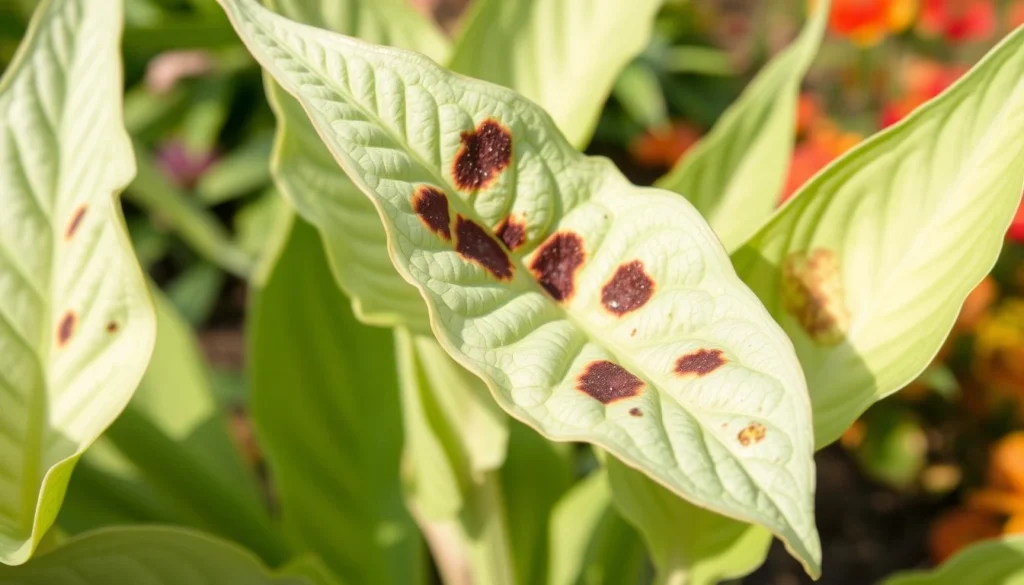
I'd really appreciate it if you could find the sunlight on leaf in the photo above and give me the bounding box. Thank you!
[220,0,822,573]
[0,0,155,564]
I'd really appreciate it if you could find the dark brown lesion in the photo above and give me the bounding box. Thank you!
[601,260,655,316]
[455,215,514,281]
[781,249,850,345]
[577,360,645,404]
[629,407,643,417]
[413,186,452,240]
[529,232,585,302]
[452,119,512,191]
[64,205,87,240]
[737,422,767,446]
[674,349,726,377]
[495,215,527,251]
[56,311,76,347]
[106,321,119,333]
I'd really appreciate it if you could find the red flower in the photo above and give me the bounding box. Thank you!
[629,122,702,169]
[918,0,996,43]
[880,59,965,127]
[827,0,917,46]
[1007,197,1024,243]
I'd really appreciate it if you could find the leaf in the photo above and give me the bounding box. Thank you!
[733,27,1024,447]
[448,0,662,148]
[262,0,449,330]
[248,216,424,585]
[882,536,1024,585]
[60,287,288,564]
[656,1,828,251]
[547,471,648,585]
[221,0,822,574]
[606,457,772,585]
[0,527,306,584]
[0,0,156,564]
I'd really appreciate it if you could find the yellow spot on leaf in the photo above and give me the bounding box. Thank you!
[782,249,851,345]
[737,423,766,446]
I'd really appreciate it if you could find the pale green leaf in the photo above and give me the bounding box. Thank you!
[733,27,1024,447]
[448,0,662,148]
[657,1,828,251]
[547,471,647,585]
[0,527,306,584]
[60,287,287,564]
[0,0,156,564]
[222,0,821,573]
[883,536,1024,585]
[248,216,424,585]
[263,0,449,330]
[606,457,771,585]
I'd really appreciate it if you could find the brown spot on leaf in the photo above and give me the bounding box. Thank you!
[675,349,726,376]
[601,260,654,316]
[629,407,643,417]
[65,205,86,240]
[782,249,850,345]
[737,423,766,446]
[577,360,644,404]
[495,215,527,251]
[631,328,638,337]
[413,186,451,240]
[455,215,514,280]
[530,232,585,302]
[57,311,76,347]
[106,321,119,333]
[453,119,512,191]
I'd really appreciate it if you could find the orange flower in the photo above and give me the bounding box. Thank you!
[780,119,862,204]
[957,276,998,332]
[881,59,965,127]
[796,93,823,137]
[918,0,996,43]
[1012,1,1024,28]
[629,122,701,169]
[929,508,1003,563]
[989,432,1024,494]
[827,0,918,46]
[1006,514,1024,534]
[973,300,1024,417]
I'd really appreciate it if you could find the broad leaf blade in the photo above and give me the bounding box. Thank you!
[882,536,1024,585]
[447,0,662,148]
[0,527,305,584]
[0,0,155,563]
[248,216,424,585]
[606,457,772,585]
[657,1,828,251]
[221,0,821,573]
[733,27,1024,447]
[264,0,448,330]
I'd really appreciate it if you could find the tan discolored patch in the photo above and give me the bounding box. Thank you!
[577,360,645,404]
[737,423,767,446]
[495,215,527,251]
[601,260,655,316]
[65,205,87,240]
[455,215,514,280]
[56,311,76,347]
[675,349,726,376]
[782,249,851,345]
[630,328,638,337]
[413,186,451,240]
[530,232,585,302]
[629,407,643,417]
[452,119,512,191]
[106,321,119,333]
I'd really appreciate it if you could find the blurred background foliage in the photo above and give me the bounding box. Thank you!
[1,0,1023,582]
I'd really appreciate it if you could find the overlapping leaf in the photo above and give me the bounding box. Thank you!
[657,0,828,251]
[882,536,1024,585]
[448,0,662,148]
[0,527,305,584]
[734,26,1024,447]
[220,0,821,573]
[0,0,155,564]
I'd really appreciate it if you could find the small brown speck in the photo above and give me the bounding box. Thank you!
[629,407,643,417]
[630,328,638,337]
[106,321,119,333]
[65,205,87,240]
[737,423,766,446]
[57,311,76,347]
[495,215,527,251]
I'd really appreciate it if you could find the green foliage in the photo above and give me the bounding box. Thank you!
[882,536,1024,585]
[0,0,155,564]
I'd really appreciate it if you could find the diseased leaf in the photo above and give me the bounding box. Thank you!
[606,457,772,585]
[60,288,287,565]
[657,0,828,251]
[263,0,448,330]
[221,0,821,573]
[882,536,1024,585]
[248,216,424,585]
[733,27,1024,447]
[448,0,662,148]
[0,527,306,584]
[0,0,155,564]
